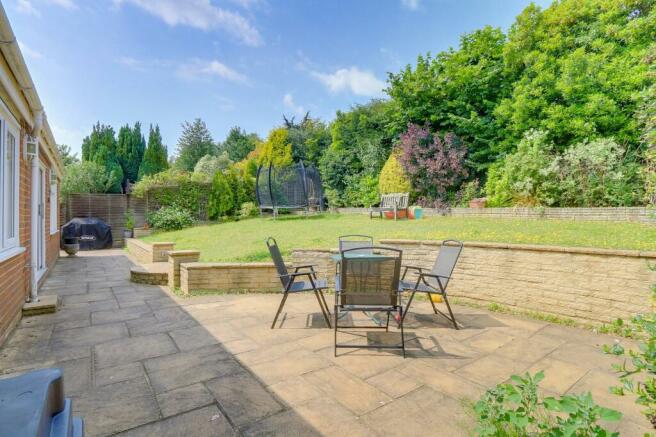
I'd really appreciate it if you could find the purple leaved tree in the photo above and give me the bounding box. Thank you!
[398,123,468,207]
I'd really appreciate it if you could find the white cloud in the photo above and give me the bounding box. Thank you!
[47,0,77,9]
[115,56,146,71]
[17,0,40,16]
[177,59,247,82]
[401,0,420,10]
[311,67,386,97]
[18,41,43,60]
[113,0,262,46]
[283,93,305,116]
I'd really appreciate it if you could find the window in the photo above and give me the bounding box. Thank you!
[1,119,20,251]
[50,177,58,234]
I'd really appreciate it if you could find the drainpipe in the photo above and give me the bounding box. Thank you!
[28,110,44,302]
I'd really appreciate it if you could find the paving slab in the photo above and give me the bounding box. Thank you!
[116,405,235,437]
[94,333,178,369]
[156,383,215,418]
[95,362,144,387]
[72,377,160,437]
[51,323,128,349]
[302,366,392,415]
[205,371,284,428]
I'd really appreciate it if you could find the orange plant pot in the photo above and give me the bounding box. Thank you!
[384,210,407,219]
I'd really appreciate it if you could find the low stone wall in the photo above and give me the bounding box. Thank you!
[291,241,656,324]
[179,262,285,295]
[126,239,175,264]
[335,206,655,223]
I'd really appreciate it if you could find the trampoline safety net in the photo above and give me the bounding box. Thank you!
[256,161,324,215]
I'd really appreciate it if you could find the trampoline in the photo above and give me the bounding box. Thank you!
[256,161,324,217]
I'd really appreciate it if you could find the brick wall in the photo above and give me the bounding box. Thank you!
[291,241,656,325]
[180,262,283,295]
[336,207,655,223]
[126,239,175,264]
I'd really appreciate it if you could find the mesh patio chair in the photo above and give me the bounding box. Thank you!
[399,240,463,329]
[267,237,331,329]
[338,235,374,254]
[334,246,405,357]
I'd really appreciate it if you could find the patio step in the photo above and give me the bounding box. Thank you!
[22,294,58,317]
[130,263,168,286]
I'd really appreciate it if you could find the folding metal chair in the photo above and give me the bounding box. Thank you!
[267,237,331,329]
[399,240,463,329]
[334,246,405,357]
[338,235,374,254]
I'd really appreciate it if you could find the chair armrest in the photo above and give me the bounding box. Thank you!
[402,265,423,279]
[294,264,316,270]
[280,271,315,279]
[418,272,449,280]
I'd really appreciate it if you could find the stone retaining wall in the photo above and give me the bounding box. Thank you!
[292,241,656,324]
[126,239,175,264]
[179,262,285,295]
[336,207,655,223]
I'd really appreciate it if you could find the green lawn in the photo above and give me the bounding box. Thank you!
[140,213,656,262]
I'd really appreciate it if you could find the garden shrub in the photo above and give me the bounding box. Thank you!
[193,152,233,177]
[61,161,120,196]
[131,169,211,217]
[208,171,234,219]
[238,202,259,218]
[604,266,656,428]
[344,174,379,208]
[147,206,194,231]
[397,123,468,207]
[456,179,481,207]
[378,149,411,194]
[475,371,621,436]
[485,130,555,207]
[548,138,644,207]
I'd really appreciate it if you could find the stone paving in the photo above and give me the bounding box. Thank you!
[0,249,650,436]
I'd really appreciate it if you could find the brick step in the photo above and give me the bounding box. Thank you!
[130,266,168,285]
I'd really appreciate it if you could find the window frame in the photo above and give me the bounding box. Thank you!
[0,111,20,253]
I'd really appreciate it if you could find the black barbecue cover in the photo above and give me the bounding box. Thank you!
[61,217,113,250]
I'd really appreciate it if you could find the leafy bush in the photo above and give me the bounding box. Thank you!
[548,138,644,207]
[397,123,468,206]
[61,161,120,196]
[193,152,233,177]
[475,371,621,436]
[378,149,411,194]
[208,171,234,219]
[238,202,259,218]
[456,179,481,207]
[344,174,379,208]
[485,130,555,207]
[131,169,211,216]
[258,127,293,167]
[604,268,656,427]
[147,206,194,231]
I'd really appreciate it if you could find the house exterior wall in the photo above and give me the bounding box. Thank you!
[0,68,62,345]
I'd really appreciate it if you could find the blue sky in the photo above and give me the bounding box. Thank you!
[7,0,550,157]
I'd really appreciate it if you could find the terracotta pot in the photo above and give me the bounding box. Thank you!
[469,198,487,208]
[384,210,407,219]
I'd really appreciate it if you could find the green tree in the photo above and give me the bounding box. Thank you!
[61,161,118,196]
[138,125,168,179]
[207,170,234,219]
[56,144,78,167]
[220,126,259,161]
[283,114,331,165]
[81,123,123,193]
[175,118,217,171]
[116,122,146,183]
[193,152,233,178]
[387,26,511,175]
[258,127,293,167]
[495,0,655,152]
[319,101,394,206]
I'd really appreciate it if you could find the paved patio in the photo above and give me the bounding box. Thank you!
[0,250,650,436]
